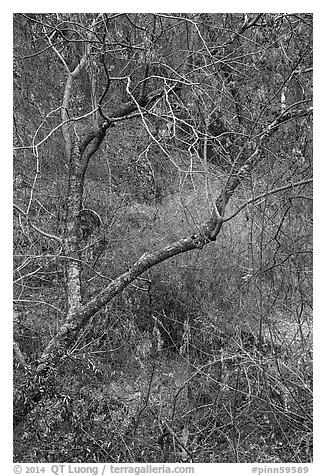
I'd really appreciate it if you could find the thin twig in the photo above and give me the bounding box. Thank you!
[222,178,313,223]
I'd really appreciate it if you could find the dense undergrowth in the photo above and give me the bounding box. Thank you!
[13,12,313,464]
[13,165,312,463]
[13,301,312,463]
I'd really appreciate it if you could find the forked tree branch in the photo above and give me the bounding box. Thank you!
[13,203,63,244]
[35,103,313,374]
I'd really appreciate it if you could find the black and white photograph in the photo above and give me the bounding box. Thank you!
[13,12,313,465]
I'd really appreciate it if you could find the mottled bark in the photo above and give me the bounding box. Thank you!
[64,141,83,314]
[13,12,312,426]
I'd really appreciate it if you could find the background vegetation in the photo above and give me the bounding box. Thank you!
[13,13,312,463]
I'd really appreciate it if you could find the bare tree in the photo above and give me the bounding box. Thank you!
[13,13,312,427]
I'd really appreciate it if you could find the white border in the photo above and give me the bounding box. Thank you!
[3,4,324,474]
